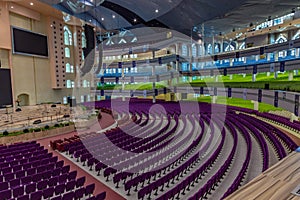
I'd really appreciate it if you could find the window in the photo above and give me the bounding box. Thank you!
[82,32,87,48]
[239,42,245,50]
[182,44,188,56]
[82,51,85,61]
[192,44,197,57]
[83,80,87,88]
[66,80,72,88]
[65,47,70,58]
[64,26,72,45]
[81,95,84,103]
[63,97,67,104]
[207,44,212,54]
[198,45,203,56]
[66,64,74,73]
[87,95,91,102]
[225,44,235,52]
[66,63,71,73]
[214,44,220,53]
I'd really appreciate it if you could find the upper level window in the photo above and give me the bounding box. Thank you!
[214,44,220,53]
[65,47,70,58]
[66,63,74,73]
[192,44,197,57]
[207,44,212,54]
[82,32,87,48]
[64,26,72,46]
[182,44,188,56]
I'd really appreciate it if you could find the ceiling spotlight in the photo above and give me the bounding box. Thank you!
[10,6,14,9]
[112,15,115,18]
[155,9,159,13]
[89,19,92,22]
[133,18,137,22]
[101,17,104,21]
[30,2,34,6]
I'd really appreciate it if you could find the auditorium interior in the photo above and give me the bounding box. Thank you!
[1,0,300,199]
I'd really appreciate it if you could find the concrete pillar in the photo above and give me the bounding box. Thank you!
[212,96,217,104]
[266,72,270,77]
[289,71,294,81]
[189,76,192,82]
[267,53,271,61]
[296,48,300,58]
[152,65,155,76]
[274,71,278,79]
[215,75,219,82]
[243,74,246,78]
[274,51,279,62]
[251,100,259,111]
[295,70,299,76]
[152,82,156,103]
[255,55,260,61]
[252,74,256,82]
[229,58,233,66]
[229,74,233,80]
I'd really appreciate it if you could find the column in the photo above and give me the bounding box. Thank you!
[152,82,156,103]
[289,71,294,81]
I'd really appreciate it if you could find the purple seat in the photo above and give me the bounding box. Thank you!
[16,170,25,179]
[56,160,64,168]
[95,192,106,200]
[48,176,58,187]
[0,189,11,200]
[61,165,70,174]
[21,176,31,185]
[85,183,95,197]
[9,178,20,189]
[52,168,61,177]
[55,184,65,196]
[43,186,54,199]
[25,182,36,194]
[0,182,9,190]
[62,191,74,200]
[68,171,77,181]
[76,176,86,188]
[37,180,47,190]
[65,180,76,191]
[75,187,85,199]
[4,173,14,182]
[30,190,42,200]
[13,185,24,198]
[59,174,68,184]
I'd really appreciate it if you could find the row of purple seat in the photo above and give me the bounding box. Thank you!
[0,141,107,200]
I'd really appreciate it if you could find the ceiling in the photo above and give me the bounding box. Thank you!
[38,0,300,38]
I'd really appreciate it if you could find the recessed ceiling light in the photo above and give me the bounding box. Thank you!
[10,6,14,9]
[133,18,137,22]
[112,15,115,19]
[89,19,92,22]
[30,2,34,6]
[50,24,53,27]
[155,9,159,13]
[101,17,104,21]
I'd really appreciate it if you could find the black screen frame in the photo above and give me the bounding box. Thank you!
[11,26,49,58]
